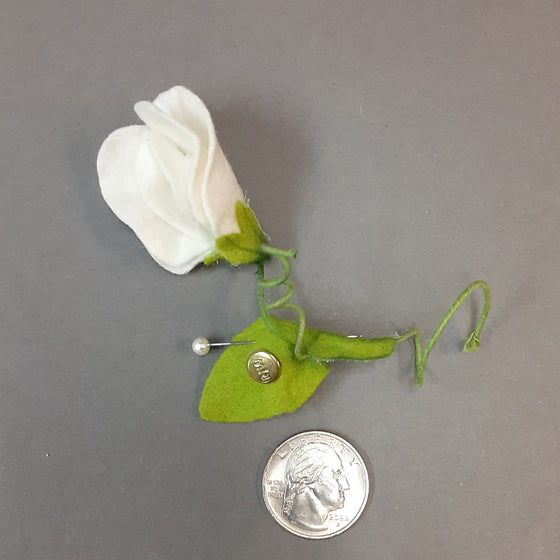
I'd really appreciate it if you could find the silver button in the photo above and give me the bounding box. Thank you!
[247,350,281,384]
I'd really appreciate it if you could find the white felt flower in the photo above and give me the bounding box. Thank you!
[97,86,263,274]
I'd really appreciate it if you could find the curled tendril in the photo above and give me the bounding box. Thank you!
[256,245,307,359]
[395,280,491,386]
[256,244,491,382]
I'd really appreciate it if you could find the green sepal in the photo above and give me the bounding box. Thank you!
[199,316,396,423]
[214,202,268,266]
[203,251,221,266]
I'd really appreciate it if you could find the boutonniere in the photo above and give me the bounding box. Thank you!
[98,86,491,423]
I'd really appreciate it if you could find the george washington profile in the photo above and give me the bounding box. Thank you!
[282,442,350,531]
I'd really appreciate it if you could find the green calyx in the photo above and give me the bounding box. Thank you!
[208,201,268,266]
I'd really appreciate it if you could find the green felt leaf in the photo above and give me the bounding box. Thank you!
[214,202,267,266]
[199,316,396,423]
[305,330,396,362]
[199,317,330,423]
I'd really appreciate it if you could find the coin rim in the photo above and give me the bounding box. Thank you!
[261,430,370,539]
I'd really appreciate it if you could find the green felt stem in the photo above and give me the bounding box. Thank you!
[256,260,275,333]
[259,245,298,260]
[395,280,491,387]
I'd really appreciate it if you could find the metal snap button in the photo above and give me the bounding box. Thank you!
[247,350,281,384]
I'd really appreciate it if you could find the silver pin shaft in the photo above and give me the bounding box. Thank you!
[192,337,254,356]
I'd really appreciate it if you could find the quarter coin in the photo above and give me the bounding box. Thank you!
[262,430,370,539]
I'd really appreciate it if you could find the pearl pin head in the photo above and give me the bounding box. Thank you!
[192,337,211,356]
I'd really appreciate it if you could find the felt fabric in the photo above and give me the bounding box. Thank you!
[97,86,249,274]
[199,316,396,423]
[212,202,268,265]
[306,331,396,362]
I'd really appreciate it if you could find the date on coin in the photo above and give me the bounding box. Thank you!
[262,431,370,539]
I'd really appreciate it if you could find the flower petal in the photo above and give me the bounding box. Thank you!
[139,129,208,236]
[97,125,215,274]
[204,146,246,237]
[149,86,245,238]
[134,99,207,227]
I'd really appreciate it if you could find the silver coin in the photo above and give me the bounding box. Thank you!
[262,431,370,539]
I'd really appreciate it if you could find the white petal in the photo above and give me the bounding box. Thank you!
[203,145,246,237]
[135,132,211,239]
[134,100,207,227]
[151,86,211,144]
[97,125,215,274]
[149,86,245,238]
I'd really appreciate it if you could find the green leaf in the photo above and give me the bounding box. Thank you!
[306,330,396,362]
[199,317,330,423]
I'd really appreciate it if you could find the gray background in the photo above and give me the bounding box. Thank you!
[2,1,559,559]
